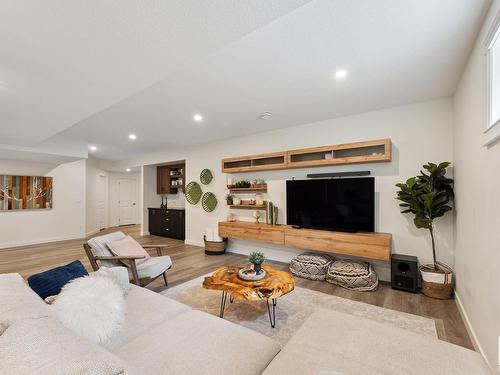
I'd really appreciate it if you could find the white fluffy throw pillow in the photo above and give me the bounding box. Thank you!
[94,266,130,295]
[51,275,125,344]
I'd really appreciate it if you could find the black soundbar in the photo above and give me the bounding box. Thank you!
[306,171,371,178]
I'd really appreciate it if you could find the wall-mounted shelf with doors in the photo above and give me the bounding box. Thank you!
[221,138,391,173]
[286,139,391,169]
[157,163,185,194]
[221,152,286,173]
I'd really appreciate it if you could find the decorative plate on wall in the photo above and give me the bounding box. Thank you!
[200,169,213,185]
[201,192,218,212]
[185,181,203,205]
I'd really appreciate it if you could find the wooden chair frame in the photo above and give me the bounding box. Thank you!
[83,243,172,287]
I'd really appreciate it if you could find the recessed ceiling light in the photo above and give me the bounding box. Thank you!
[193,114,203,122]
[126,168,131,172]
[89,145,97,151]
[258,112,273,120]
[335,69,348,80]
[128,133,137,140]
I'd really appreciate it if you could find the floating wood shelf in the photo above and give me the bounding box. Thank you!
[221,138,391,173]
[229,204,267,210]
[218,221,391,261]
[228,186,267,193]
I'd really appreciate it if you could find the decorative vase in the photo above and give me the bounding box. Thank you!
[420,263,453,300]
[253,262,263,274]
[266,201,274,224]
[226,198,233,205]
[233,197,241,205]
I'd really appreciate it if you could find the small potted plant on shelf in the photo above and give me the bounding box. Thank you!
[248,251,266,274]
[235,180,251,188]
[395,162,454,299]
[225,194,234,205]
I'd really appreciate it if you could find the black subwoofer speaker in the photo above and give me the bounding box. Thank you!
[391,254,418,293]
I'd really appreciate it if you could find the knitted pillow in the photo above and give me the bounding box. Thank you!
[27,260,88,299]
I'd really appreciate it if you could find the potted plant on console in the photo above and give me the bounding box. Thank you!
[395,162,454,299]
[249,251,266,274]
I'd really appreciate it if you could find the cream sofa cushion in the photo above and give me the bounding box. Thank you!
[263,309,490,375]
[105,285,189,351]
[0,273,53,326]
[0,317,126,375]
[115,310,280,375]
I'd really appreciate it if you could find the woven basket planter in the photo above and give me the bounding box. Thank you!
[203,235,227,256]
[420,263,453,300]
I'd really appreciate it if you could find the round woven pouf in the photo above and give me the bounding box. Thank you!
[326,260,378,292]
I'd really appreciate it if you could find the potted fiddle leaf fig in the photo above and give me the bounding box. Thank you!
[395,162,454,299]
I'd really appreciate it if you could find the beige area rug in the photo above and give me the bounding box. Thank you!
[162,275,437,346]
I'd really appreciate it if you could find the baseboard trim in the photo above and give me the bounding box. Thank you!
[85,229,101,238]
[454,291,493,370]
[184,239,204,247]
[0,233,86,250]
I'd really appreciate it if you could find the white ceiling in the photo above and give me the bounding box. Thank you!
[0,0,491,161]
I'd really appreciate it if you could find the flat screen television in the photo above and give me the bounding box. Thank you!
[286,177,375,233]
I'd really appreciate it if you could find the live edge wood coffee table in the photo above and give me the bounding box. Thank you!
[203,265,295,328]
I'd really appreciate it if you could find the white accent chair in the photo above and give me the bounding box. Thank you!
[84,231,172,287]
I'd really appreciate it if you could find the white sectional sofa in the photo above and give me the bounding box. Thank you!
[0,272,492,375]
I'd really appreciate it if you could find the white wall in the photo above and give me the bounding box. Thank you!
[453,0,500,369]
[122,98,454,280]
[0,159,86,248]
[85,157,109,236]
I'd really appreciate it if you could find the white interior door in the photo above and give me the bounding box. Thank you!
[97,175,107,230]
[118,179,136,226]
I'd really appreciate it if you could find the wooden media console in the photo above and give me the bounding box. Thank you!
[218,221,391,261]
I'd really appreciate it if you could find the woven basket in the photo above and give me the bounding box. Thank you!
[204,235,227,255]
[420,263,453,300]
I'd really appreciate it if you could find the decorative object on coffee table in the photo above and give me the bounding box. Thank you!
[201,192,218,212]
[326,260,378,291]
[203,265,295,328]
[290,252,333,281]
[203,235,227,255]
[395,162,454,299]
[248,251,266,274]
[200,169,213,185]
[185,181,203,205]
[238,267,266,281]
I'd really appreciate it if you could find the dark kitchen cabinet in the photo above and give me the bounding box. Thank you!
[148,208,185,240]
[157,164,185,194]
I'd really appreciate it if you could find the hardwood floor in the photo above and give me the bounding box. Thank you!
[0,224,473,350]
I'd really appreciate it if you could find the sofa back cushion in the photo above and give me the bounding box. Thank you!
[0,273,53,328]
[28,260,88,299]
[106,235,150,265]
[0,317,126,375]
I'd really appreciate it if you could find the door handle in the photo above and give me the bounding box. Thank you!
[132,203,136,206]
